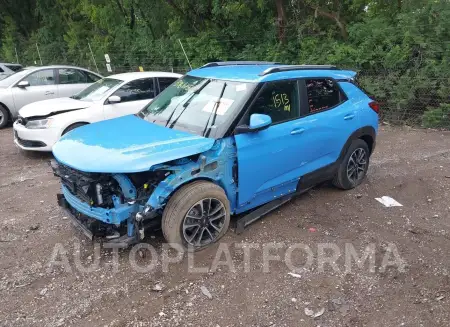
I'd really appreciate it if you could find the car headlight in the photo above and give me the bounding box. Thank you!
[26,118,53,129]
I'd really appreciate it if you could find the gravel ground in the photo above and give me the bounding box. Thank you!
[0,125,449,327]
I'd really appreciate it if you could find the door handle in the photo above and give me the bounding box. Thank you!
[291,128,305,135]
[344,114,355,120]
[45,91,54,95]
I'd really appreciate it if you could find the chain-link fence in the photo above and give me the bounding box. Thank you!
[14,46,450,130]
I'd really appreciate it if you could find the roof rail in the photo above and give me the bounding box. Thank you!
[259,65,338,76]
[201,61,283,68]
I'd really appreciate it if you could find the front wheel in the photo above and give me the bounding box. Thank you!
[162,181,231,251]
[333,139,370,190]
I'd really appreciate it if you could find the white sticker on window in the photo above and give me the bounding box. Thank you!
[236,84,247,92]
[202,98,234,116]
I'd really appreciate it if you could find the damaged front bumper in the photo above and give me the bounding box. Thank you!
[52,160,160,247]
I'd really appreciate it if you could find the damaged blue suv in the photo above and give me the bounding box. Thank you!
[52,62,379,250]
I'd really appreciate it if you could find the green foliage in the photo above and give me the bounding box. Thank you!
[422,104,450,129]
[0,0,449,127]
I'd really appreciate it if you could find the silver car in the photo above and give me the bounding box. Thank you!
[0,65,102,128]
[0,63,23,80]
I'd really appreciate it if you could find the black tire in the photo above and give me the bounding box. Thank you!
[0,105,9,129]
[62,122,88,135]
[162,181,231,251]
[333,139,370,190]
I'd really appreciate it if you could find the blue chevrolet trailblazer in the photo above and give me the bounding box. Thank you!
[51,62,379,250]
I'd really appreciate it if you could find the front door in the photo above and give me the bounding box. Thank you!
[103,78,156,120]
[11,69,58,111]
[234,79,305,209]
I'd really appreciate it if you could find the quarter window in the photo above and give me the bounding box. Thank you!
[24,69,55,86]
[305,79,343,113]
[58,68,87,84]
[112,78,155,102]
[248,80,300,124]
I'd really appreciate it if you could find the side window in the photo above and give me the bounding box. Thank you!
[305,79,343,113]
[158,77,178,93]
[84,71,101,83]
[58,68,87,84]
[0,67,4,73]
[112,78,155,103]
[24,69,55,86]
[248,80,300,124]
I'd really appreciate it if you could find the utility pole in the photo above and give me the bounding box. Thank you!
[14,47,19,63]
[178,39,192,70]
[35,43,43,65]
[88,43,100,74]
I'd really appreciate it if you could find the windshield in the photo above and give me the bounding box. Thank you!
[0,69,30,87]
[138,75,256,137]
[6,65,22,72]
[72,78,122,101]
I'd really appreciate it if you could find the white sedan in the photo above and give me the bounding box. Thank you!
[13,71,182,151]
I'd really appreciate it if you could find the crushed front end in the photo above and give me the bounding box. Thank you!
[51,160,167,247]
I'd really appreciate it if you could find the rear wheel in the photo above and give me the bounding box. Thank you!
[162,181,230,251]
[333,139,370,190]
[0,105,9,129]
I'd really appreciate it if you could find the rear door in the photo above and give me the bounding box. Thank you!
[11,68,58,111]
[57,68,96,97]
[295,78,359,175]
[103,78,156,120]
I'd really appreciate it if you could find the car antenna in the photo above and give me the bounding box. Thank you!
[202,82,227,138]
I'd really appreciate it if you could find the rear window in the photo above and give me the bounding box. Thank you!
[305,79,345,113]
[5,65,22,72]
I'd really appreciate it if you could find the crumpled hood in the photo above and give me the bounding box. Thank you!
[52,115,215,173]
[19,97,91,118]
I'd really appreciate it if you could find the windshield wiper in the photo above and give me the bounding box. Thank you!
[165,79,211,128]
[202,82,227,138]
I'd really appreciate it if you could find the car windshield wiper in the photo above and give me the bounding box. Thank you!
[202,82,227,138]
[165,79,211,128]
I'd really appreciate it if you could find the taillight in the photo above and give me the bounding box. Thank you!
[369,101,380,114]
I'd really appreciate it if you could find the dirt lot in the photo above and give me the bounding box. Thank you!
[0,125,449,327]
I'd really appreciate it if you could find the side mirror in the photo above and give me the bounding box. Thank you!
[235,113,272,134]
[17,81,30,88]
[108,95,121,104]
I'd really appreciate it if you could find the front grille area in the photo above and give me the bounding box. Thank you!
[57,163,98,204]
[52,161,120,208]
[16,136,46,148]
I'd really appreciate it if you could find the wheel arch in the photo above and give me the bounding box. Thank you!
[339,126,376,162]
[0,101,12,120]
[61,121,90,136]
[147,175,229,211]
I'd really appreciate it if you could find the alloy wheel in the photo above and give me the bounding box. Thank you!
[182,198,226,247]
[346,148,368,184]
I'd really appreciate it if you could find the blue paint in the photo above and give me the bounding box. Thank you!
[54,63,376,241]
[147,137,238,212]
[249,114,272,130]
[62,185,139,224]
[188,65,356,83]
[52,115,215,173]
[112,174,137,200]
